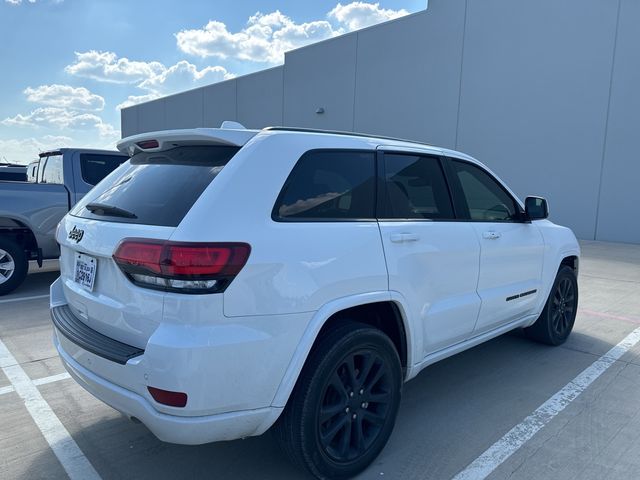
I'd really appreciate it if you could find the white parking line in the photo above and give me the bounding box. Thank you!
[33,372,71,386]
[0,384,14,395]
[0,294,50,304]
[0,372,71,396]
[0,339,100,480]
[453,326,640,480]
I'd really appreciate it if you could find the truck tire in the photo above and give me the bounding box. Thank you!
[0,237,28,296]
[273,321,402,479]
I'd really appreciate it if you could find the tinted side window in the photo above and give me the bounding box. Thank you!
[41,155,63,184]
[274,150,375,221]
[383,154,454,219]
[451,160,518,221]
[80,154,128,185]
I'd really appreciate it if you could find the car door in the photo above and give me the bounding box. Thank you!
[377,148,482,357]
[445,157,545,335]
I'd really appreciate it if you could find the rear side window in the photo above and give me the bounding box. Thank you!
[383,154,454,219]
[273,150,376,221]
[71,146,239,227]
[41,154,63,184]
[27,163,39,182]
[80,154,128,186]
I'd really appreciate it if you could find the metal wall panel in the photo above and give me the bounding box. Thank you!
[165,88,204,129]
[596,0,640,243]
[120,106,138,138]
[136,99,165,133]
[283,34,357,131]
[203,79,237,128]
[237,67,284,128]
[354,2,465,147]
[456,0,618,239]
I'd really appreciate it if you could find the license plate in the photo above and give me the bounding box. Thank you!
[73,253,97,291]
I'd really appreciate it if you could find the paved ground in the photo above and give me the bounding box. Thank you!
[1,240,639,480]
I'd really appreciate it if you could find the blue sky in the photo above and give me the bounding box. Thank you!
[0,0,425,164]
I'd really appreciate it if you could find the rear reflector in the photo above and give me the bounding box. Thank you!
[113,239,250,294]
[147,386,188,408]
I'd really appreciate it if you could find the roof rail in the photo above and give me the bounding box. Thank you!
[262,126,434,147]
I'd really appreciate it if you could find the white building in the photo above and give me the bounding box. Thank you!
[121,0,640,244]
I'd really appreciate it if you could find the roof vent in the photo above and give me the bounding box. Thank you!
[220,121,246,130]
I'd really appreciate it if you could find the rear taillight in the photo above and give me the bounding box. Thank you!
[113,239,250,294]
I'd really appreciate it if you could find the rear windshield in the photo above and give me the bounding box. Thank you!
[71,145,240,227]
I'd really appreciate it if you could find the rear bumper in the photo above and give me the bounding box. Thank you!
[51,304,143,365]
[49,276,312,444]
[54,332,281,444]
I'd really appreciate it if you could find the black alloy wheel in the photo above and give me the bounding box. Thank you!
[525,265,578,345]
[318,349,394,463]
[273,321,402,480]
[550,276,576,337]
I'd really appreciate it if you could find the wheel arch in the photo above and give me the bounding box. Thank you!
[271,291,413,409]
[0,216,39,253]
[560,254,579,276]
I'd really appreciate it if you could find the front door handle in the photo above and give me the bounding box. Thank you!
[482,231,501,240]
[390,233,420,243]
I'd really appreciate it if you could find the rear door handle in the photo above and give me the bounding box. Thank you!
[482,231,501,240]
[390,233,420,243]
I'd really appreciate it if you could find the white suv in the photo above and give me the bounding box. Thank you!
[51,124,580,479]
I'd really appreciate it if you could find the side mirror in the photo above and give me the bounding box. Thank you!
[525,196,549,220]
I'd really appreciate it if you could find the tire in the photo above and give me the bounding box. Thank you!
[525,265,578,346]
[0,237,28,296]
[273,321,402,480]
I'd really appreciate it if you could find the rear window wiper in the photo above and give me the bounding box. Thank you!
[86,202,137,219]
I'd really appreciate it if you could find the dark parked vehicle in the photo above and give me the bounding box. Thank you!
[0,149,128,294]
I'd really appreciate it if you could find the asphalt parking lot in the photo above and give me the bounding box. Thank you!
[1,240,640,480]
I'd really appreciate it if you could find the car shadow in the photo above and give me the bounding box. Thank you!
[22,321,624,480]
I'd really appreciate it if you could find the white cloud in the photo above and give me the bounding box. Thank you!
[66,51,235,98]
[65,51,165,84]
[175,11,336,64]
[175,2,410,64]
[2,107,117,140]
[138,60,234,93]
[0,136,72,165]
[96,122,120,140]
[5,0,63,5]
[24,84,105,111]
[328,2,408,31]
[116,93,160,111]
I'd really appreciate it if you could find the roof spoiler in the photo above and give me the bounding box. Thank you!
[39,150,63,158]
[117,122,258,156]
